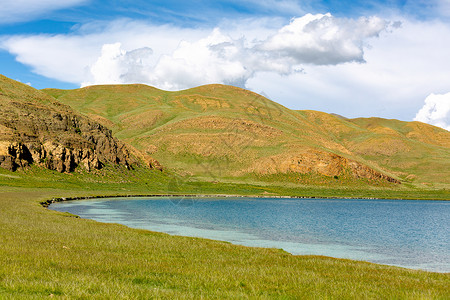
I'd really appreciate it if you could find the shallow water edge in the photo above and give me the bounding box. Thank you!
[48,195,450,273]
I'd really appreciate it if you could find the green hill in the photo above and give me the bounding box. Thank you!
[1,72,448,190]
[42,83,450,189]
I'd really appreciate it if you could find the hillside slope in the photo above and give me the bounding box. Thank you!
[0,75,159,172]
[43,83,450,187]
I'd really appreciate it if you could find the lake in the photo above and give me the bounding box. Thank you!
[50,197,450,273]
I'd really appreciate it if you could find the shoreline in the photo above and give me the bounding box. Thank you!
[40,193,447,207]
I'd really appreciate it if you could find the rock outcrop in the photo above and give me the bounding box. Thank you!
[249,150,401,184]
[0,75,159,172]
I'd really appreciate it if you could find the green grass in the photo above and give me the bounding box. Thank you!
[1,182,449,299]
[1,158,449,298]
[1,164,449,200]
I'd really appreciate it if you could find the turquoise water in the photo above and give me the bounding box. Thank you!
[50,197,450,272]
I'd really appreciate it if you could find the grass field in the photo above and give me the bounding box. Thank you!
[1,164,449,200]
[1,166,449,298]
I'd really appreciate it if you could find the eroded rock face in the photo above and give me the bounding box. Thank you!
[0,76,159,172]
[0,114,135,172]
[0,142,30,171]
[249,150,401,184]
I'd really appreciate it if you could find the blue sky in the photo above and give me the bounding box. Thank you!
[1,0,450,129]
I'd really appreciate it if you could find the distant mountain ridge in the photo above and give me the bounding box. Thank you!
[41,82,450,187]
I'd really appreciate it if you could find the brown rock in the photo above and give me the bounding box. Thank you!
[249,150,401,184]
[0,75,161,173]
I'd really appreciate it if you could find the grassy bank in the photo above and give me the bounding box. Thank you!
[1,165,449,200]
[0,166,449,298]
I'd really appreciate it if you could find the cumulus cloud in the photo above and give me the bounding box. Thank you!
[151,30,251,89]
[261,13,388,65]
[414,93,450,131]
[80,13,390,89]
[82,43,154,87]
[0,0,88,24]
[81,30,250,89]
[0,20,207,84]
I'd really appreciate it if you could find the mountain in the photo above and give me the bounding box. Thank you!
[0,75,160,172]
[42,83,450,187]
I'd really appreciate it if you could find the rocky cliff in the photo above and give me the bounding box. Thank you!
[0,75,159,172]
[248,150,400,184]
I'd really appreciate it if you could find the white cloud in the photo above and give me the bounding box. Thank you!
[261,13,388,65]
[0,20,208,84]
[0,0,88,24]
[78,14,390,89]
[82,43,154,87]
[82,29,252,90]
[149,29,251,90]
[2,34,98,83]
[414,93,450,131]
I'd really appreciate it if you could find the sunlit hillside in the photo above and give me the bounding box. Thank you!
[43,83,450,188]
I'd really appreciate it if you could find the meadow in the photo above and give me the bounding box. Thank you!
[1,166,449,299]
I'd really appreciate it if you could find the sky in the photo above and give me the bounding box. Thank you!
[1,0,450,130]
